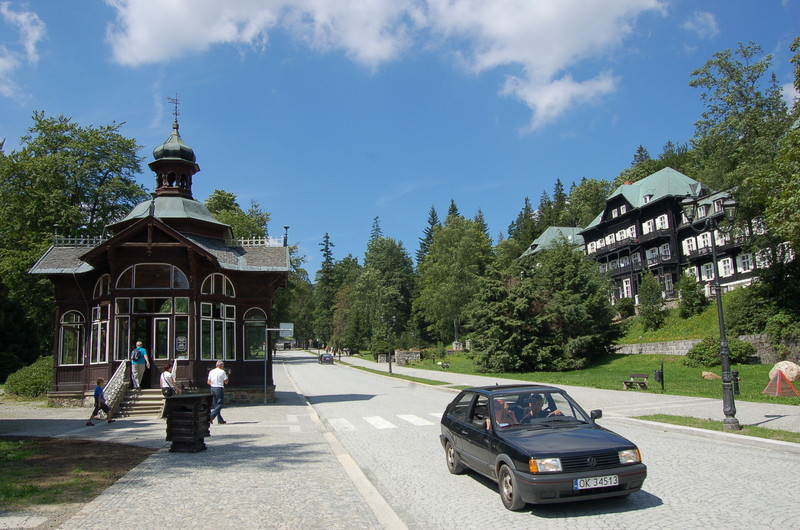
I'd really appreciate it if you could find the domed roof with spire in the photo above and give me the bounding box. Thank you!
[152,120,197,163]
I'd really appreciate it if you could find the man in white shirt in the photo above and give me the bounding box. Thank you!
[207,360,229,425]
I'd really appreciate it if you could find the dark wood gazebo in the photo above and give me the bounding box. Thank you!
[30,119,289,403]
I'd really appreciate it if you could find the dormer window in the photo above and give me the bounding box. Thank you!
[611,208,619,218]
[642,195,652,204]
[697,205,708,218]
[619,205,627,214]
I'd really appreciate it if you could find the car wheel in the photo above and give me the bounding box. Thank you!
[498,464,526,511]
[445,440,465,474]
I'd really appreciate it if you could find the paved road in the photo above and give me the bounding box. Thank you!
[1,349,798,529]
[288,351,800,528]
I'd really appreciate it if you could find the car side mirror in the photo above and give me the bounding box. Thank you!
[590,409,602,421]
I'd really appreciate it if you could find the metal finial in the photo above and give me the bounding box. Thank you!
[167,94,180,123]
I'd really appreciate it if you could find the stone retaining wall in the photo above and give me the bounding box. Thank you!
[614,334,799,364]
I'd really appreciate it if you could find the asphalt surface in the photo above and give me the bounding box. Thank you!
[0,350,798,529]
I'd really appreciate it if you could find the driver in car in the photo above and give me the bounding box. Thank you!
[521,394,563,420]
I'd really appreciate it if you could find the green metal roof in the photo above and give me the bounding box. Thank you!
[114,196,230,228]
[521,226,584,257]
[583,167,701,230]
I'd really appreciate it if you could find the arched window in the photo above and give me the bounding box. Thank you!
[93,275,110,298]
[244,309,267,361]
[201,273,235,297]
[59,311,84,366]
[116,264,189,289]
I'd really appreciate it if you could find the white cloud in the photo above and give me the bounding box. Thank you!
[104,0,666,129]
[681,11,719,39]
[0,2,46,98]
[782,82,799,108]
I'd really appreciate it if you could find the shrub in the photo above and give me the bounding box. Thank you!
[723,284,776,335]
[615,297,635,319]
[764,311,800,360]
[683,337,756,367]
[638,271,666,331]
[677,273,708,319]
[4,356,53,397]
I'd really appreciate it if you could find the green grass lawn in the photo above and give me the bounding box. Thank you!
[409,353,800,406]
[616,303,721,343]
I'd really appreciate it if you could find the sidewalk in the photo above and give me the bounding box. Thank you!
[0,353,404,530]
[336,353,800,434]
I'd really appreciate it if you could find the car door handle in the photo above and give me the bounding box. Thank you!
[461,429,468,435]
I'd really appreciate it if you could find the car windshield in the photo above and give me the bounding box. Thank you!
[490,390,590,430]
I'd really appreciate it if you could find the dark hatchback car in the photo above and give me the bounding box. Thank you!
[440,384,647,510]
[319,353,334,364]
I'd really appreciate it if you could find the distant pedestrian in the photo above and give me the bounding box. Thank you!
[160,360,180,397]
[207,361,229,424]
[130,340,150,389]
[87,378,115,426]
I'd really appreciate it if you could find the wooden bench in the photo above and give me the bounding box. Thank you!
[622,373,649,390]
[437,361,451,369]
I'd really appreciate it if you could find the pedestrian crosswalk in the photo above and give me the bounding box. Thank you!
[325,412,442,433]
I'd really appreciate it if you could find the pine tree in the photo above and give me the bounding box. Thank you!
[447,199,460,218]
[370,216,383,242]
[416,205,440,265]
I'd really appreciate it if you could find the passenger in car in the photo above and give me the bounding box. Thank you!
[488,398,519,429]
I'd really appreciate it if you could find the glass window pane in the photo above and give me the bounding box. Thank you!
[172,267,190,289]
[201,276,212,294]
[61,326,81,365]
[115,316,129,360]
[225,321,235,360]
[134,264,171,288]
[201,320,212,360]
[154,318,169,359]
[116,267,133,289]
[214,321,224,360]
[245,322,266,360]
[175,316,189,359]
[244,308,266,321]
[225,305,235,320]
[133,298,172,314]
[174,297,189,314]
[201,303,212,317]
[116,298,130,314]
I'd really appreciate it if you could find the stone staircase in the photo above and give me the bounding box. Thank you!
[116,388,165,417]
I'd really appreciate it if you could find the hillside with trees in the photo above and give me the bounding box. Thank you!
[2,38,799,379]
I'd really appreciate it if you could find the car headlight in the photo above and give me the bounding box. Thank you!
[618,448,642,464]
[529,457,562,473]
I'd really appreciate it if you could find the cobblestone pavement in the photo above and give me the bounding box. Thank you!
[0,358,401,530]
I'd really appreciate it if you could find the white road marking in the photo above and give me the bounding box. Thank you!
[363,416,397,429]
[329,418,356,432]
[397,414,435,426]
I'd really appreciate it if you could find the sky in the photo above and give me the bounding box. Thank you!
[1,1,798,276]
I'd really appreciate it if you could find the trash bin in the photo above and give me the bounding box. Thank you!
[164,393,212,453]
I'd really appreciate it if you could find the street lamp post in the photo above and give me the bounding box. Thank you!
[681,191,741,431]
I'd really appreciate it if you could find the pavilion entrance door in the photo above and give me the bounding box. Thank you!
[131,316,170,389]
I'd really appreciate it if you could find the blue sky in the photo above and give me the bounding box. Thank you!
[1,1,798,275]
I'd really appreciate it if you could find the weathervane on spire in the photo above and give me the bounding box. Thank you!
[167,94,180,124]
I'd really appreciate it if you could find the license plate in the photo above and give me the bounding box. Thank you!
[573,475,619,490]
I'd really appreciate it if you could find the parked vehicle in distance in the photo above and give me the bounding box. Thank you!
[440,384,647,510]
[319,353,334,364]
